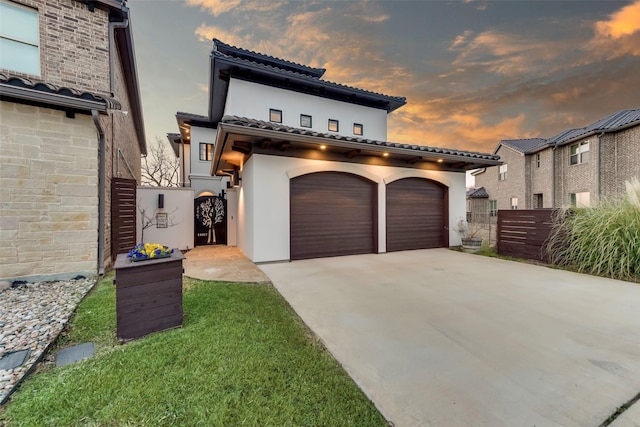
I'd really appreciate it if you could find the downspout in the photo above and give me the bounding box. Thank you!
[551,146,556,207]
[92,110,106,276]
[596,132,605,199]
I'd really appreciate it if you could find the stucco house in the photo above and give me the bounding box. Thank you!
[170,39,500,262]
[0,0,146,282]
[472,109,640,217]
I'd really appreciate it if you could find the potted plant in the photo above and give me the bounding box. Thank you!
[456,220,485,253]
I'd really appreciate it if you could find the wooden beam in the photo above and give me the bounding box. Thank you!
[260,139,271,149]
[231,145,250,155]
[407,156,422,165]
[279,142,290,151]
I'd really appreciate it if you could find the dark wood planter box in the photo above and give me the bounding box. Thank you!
[114,250,185,341]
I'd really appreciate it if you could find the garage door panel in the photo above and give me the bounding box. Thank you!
[291,172,376,260]
[386,178,447,252]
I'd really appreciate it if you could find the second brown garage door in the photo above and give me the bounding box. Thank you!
[290,172,376,260]
[386,177,448,252]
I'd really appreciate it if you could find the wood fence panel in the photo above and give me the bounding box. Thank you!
[497,209,556,262]
[111,178,137,260]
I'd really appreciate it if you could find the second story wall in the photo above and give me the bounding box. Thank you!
[529,147,554,208]
[475,146,526,211]
[554,135,598,207]
[224,79,388,141]
[3,0,110,95]
[190,126,218,177]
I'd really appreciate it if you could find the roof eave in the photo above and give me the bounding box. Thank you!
[113,6,147,155]
[0,83,111,112]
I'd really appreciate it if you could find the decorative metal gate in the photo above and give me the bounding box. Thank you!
[194,196,227,246]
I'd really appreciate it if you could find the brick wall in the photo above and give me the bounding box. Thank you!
[100,41,143,267]
[0,102,98,280]
[475,146,526,211]
[554,135,597,206]
[7,0,110,96]
[530,147,554,208]
[600,126,640,200]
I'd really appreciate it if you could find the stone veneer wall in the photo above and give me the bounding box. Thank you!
[0,102,98,281]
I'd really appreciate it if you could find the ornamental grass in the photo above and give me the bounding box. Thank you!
[546,178,640,282]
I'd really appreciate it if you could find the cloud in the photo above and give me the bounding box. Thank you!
[589,0,640,57]
[185,0,280,16]
[594,0,640,38]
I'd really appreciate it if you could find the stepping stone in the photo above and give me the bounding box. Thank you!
[0,349,30,370]
[56,343,95,367]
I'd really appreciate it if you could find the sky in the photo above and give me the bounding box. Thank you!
[127,0,640,155]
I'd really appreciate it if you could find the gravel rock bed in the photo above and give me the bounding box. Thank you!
[0,277,95,404]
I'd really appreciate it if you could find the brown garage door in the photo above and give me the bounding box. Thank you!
[386,178,448,252]
[290,172,376,260]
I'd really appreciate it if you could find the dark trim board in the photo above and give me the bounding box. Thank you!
[290,172,377,260]
[386,178,449,252]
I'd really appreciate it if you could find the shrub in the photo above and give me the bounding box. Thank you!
[546,179,640,282]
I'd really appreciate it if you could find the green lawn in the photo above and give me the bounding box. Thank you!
[0,275,386,427]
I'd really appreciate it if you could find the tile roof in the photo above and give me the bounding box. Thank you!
[0,73,121,110]
[211,47,406,113]
[499,138,548,154]
[221,115,500,162]
[467,187,489,198]
[213,39,326,78]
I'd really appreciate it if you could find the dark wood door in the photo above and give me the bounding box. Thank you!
[386,178,448,252]
[290,172,376,260]
[194,196,227,246]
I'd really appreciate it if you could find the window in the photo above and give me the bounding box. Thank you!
[498,164,507,181]
[300,114,312,128]
[353,123,363,136]
[570,192,590,208]
[0,2,40,75]
[570,141,589,165]
[199,143,213,161]
[510,197,518,210]
[328,119,339,132]
[534,193,543,208]
[535,153,540,168]
[489,200,498,217]
[269,108,282,123]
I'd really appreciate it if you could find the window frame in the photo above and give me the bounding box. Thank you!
[535,153,540,168]
[328,119,339,133]
[569,141,589,165]
[353,123,363,136]
[534,193,543,208]
[0,1,40,76]
[269,108,282,123]
[199,143,214,161]
[510,197,518,210]
[570,192,590,208]
[489,200,498,217]
[498,164,507,181]
[300,114,312,128]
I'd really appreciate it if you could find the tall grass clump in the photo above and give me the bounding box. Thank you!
[546,178,640,282]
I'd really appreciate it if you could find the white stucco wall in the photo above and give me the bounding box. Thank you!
[137,186,195,251]
[234,154,466,263]
[225,79,388,140]
[188,126,228,197]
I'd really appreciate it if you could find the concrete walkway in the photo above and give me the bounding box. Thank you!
[183,246,270,283]
[260,249,640,427]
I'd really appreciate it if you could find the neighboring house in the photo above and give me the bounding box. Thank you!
[0,0,146,282]
[171,39,500,262]
[473,109,640,216]
[466,187,489,223]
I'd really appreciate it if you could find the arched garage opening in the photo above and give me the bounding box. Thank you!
[386,177,448,252]
[290,172,377,260]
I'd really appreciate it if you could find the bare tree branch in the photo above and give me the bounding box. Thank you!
[141,137,180,187]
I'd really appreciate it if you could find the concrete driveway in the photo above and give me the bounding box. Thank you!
[259,249,640,427]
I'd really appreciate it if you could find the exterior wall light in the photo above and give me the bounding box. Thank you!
[383,152,389,157]
[320,145,327,150]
